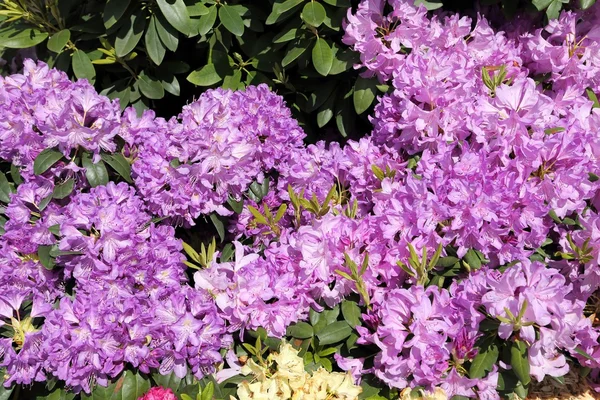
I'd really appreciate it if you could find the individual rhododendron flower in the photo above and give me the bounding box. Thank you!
[138,386,177,400]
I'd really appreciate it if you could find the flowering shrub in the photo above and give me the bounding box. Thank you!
[1,1,600,399]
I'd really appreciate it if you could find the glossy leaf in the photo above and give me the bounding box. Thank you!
[287,322,314,339]
[266,0,304,25]
[353,76,378,115]
[197,6,218,36]
[219,5,245,37]
[82,153,109,188]
[104,0,131,29]
[580,0,597,9]
[38,245,56,270]
[414,0,444,9]
[47,29,71,53]
[187,64,223,86]
[145,16,167,65]
[0,173,13,204]
[341,300,361,328]
[115,11,146,57]
[72,50,96,83]
[157,0,191,35]
[470,340,499,379]
[155,13,179,52]
[138,72,165,99]
[316,321,352,345]
[510,340,531,386]
[0,26,48,48]
[209,213,226,243]
[101,153,133,183]
[301,2,326,27]
[52,178,75,199]
[34,148,64,175]
[312,38,333,76]
[113,371,151,400]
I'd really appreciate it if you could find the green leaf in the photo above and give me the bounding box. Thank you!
[273,20,301,43]
[282,38,311,67]
[532,0,553,9]
[546,0,565,19]
[47,29,71,53]
[53,178,75,199]
[510,340,531,386]
[317,89,336,127]
[187,64,223,86]
[146,16,167,65]
[10,164,23,186]
[160,73,181,96]
[114,371,151,400]
[0,173,13,204]
[104,0,131,29]
[353,76,378,115]
[580,0,597,9]
[316,321,352,345]
[287,322,314,339]
[82,153,109,188]
[151,372,182,393]
[209,213,226,243]
[201,381,215,400]
[219,5,245,37]
[72,50,96,83]
[470,340,499,379]
[341,300,361,328]
[414,0,444,10]
[266,0,304,25]
[38,245,56,270]
[586,88,600,108]
[301,2,326,27]
[312,38,333,76]
[464,249,482,270]
[101,153,133,183]
[155,13,179,52]
[0,26,48,48]
[157,0,191,35]
[34,148,64,175]
[36,387,76,400]
[197,6,218,36]
[138,71,165,99]
[115,11,146,58]
[573,346,596,361]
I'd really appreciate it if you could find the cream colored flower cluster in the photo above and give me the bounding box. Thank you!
[232,341,362,400]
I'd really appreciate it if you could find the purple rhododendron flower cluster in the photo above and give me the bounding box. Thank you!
[1,0,600,396]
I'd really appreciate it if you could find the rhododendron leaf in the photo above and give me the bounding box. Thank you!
[101,153,133,183]
[580,0,597,9]
[341,300,361,328]
[0,173,13,204]
[510,340,531,386]
[201,381,214,400]
[227,196,244,214]
[72,50,96,84]
[197,5,217,36]
[353,76,378,115]
[586,88,600,108]
[436,256,460,268]
[112,371,151,400]
[157,0,191,35]
[180,395,194,400]
[47,29,71,53]
[52,178,75,200]
[10,164,22,185]
[274,203,288,222]
[187,64,223,86]
[573,347,595,361]
[209,213,226,243]
[145,16,166,65]
[282,37,311,67]
[247,206,268,225]
[287,322,314,338]
[273,19,302,43]
[301,2,326,27]
[463,249,482,270]
[0,26,48,48]
[220,243,234,262]
[82,154,109,188]
[138,71,165,99]
[470,339,499,379]
[155,13,179,52]
[414,0,443,10]
[266,0,304,25]
[103,0,131,29]
[38,245,56,270]
[312,38,333,76]
[34,148,64,175]
[115,11,146,58]
[589,173,599,182]
[317,321,352,345]
[219,5,245,37]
